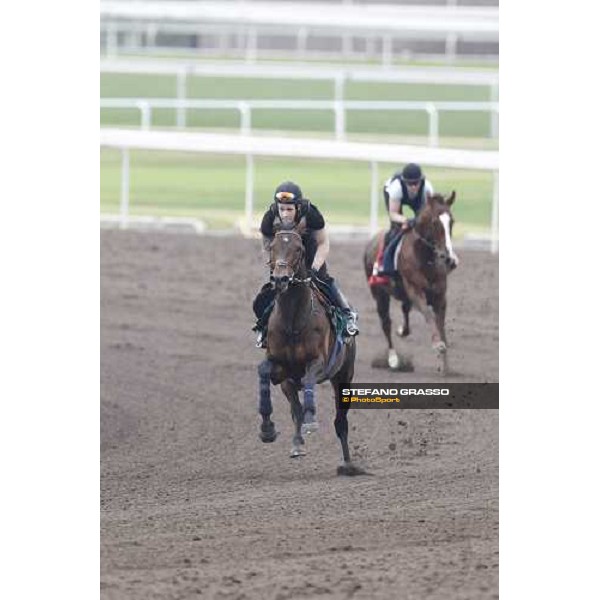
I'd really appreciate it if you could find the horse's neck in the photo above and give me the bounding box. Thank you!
[276,285,312,326]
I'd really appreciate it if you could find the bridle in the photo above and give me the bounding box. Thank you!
[269,230,316,339]
[269,230,311,286]
[411,214,454,267]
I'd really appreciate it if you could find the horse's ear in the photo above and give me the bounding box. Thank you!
[295,216,307,235]
[426,193,435,206]
[446,191,456,206]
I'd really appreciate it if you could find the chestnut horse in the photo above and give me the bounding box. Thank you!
[257,221,361,476]
[364,192,459,375]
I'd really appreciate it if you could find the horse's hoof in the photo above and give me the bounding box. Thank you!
[259,422,278,443]
[337,462,368,477]
[388,352,414,372]
[396,325,410,338]
[290,447,306,458]
[433,341,447,354]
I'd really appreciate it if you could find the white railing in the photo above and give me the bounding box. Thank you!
[101,59,499,138]
[100,58,499,86]
[100,1,499,36]
[101,1,498,63]
[100,97,499,146]
[100,128,499,252]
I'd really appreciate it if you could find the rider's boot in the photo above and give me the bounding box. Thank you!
[328,280,359,337]
[252,320,268,348]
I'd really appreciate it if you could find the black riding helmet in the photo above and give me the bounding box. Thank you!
[274,181,303,204]
[401,163,423,182]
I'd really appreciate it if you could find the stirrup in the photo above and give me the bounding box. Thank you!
[345,311,359,336]
[255,331,267,348]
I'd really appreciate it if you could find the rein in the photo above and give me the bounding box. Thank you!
[411,226,451,265]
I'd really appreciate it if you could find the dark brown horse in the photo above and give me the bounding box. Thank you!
[257,220,361,475]
[364,192,459,375]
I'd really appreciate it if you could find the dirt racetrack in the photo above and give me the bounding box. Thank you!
[101,230,498,600]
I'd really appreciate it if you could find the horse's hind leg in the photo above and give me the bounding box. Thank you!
[281,379,305,458]
[397,300,412,338]
[257,359,277,443]
[332,345,365,476]
[371,287,399,369]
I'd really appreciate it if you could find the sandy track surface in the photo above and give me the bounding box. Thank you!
[101,231,498,599]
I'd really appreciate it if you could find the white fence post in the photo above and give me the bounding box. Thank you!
[239,101,251,135]
[120,148,130,229]
[382,35,392,67]
[297,27,308,59]
[176,68,188,129]
[334,74,346,139]
[245,154,255,230]
[370,161,379,236]
[491,170,499,253]
[342,34,352,59]
[334,73,345,103]
[445,33,458,63]
[490,82,499,139]
[245,27,258,63]
[334,102,346,141]
[426,103,439,147]
[136,100,151,130]
[106,24,118,58]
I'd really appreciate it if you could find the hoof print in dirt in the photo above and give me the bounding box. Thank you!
[337,463,369,477]
[371,353,414,372]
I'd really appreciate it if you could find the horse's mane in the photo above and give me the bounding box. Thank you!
[428,193,446,205]
[274,216,307,235]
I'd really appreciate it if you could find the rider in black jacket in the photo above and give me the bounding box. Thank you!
[253,181,358,348]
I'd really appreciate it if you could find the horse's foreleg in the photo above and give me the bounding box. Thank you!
[301,360,321,435]
[433,297,449,375]
[435,298,448,345]
[281,379,305,458]
[257,359,277,442]
[408,288,448,375]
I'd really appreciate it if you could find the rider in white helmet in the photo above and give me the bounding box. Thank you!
[370,163,434,283]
